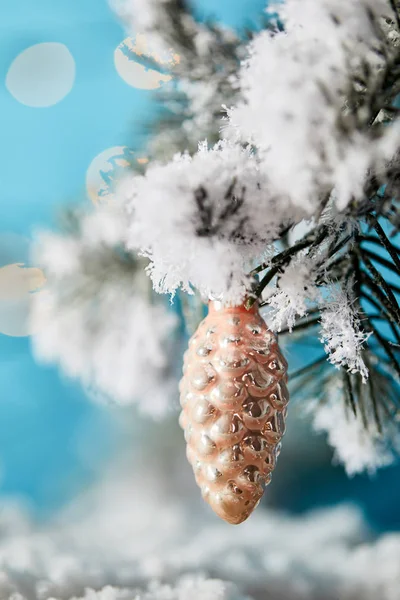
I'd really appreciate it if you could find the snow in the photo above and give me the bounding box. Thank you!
[312,382,396,475]
[117,0,400,318]
[62,579,246,600]
[320,282,370,381]
[263,255,319,332]
[30,205,178,416]
[0,443,400,600]
[125,140,307,305]
[229,0,400,212]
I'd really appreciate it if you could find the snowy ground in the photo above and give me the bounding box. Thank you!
[0,418,399,600]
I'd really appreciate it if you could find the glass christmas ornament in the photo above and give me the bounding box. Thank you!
[179,300,289,524]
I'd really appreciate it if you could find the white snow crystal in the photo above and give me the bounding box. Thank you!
[320,283,370,381]
[264,255,319,332]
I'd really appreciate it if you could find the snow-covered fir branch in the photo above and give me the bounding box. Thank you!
[28,0,400,450]
[113,0,245,157]
[112,0,236,62]
[262,254,320,333]
[228,0,400,213]
[124,140,307,304]
[118,0,400,305]
[30,204,178,416]
[311,374,398,475]
[320,282,371,381]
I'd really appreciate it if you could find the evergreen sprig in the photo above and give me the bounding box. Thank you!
[139,0,400,435]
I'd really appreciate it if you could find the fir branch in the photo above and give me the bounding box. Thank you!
[352,369,369,430]
[360,272,400,326]
[343,369,357,418]
[288,355,328,380]
[251,229,324,275]
[364,353,383,433]
[365,314,400,380]
[359,249,400,323]
[361,246,400,275]
[326,233,354,258]
[362,234,400,256]
[248,225,328,307]
[361,292,400,346]
[247,264,281,307]
[390,0,400,34]
[365,214,400,272]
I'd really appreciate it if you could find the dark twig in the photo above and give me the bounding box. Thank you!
[361,292,400,346]
[343,369,357,418]
[360,272,400,326]
[362,235,400,257]
[248,226,328,307]
[364,354,383,433]
[365,315,400,380]
[288,355,328,379]
[389,0,400,32]
[365,214,400,272]
[359,249,400,322]
[361,247,400,276]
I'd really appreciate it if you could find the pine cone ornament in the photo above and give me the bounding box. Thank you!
[179,300,289,524]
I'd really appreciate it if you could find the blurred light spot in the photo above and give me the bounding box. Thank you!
[137,157,149,165]
[86,146,136,205]
[0,264,46,301]
[6,43,75,108]
[114,34,179,90]
[0,233,46,337]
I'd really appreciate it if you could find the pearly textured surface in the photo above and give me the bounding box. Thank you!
[179,301,289,524]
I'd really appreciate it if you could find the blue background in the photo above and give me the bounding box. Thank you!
[1,0,399,530]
